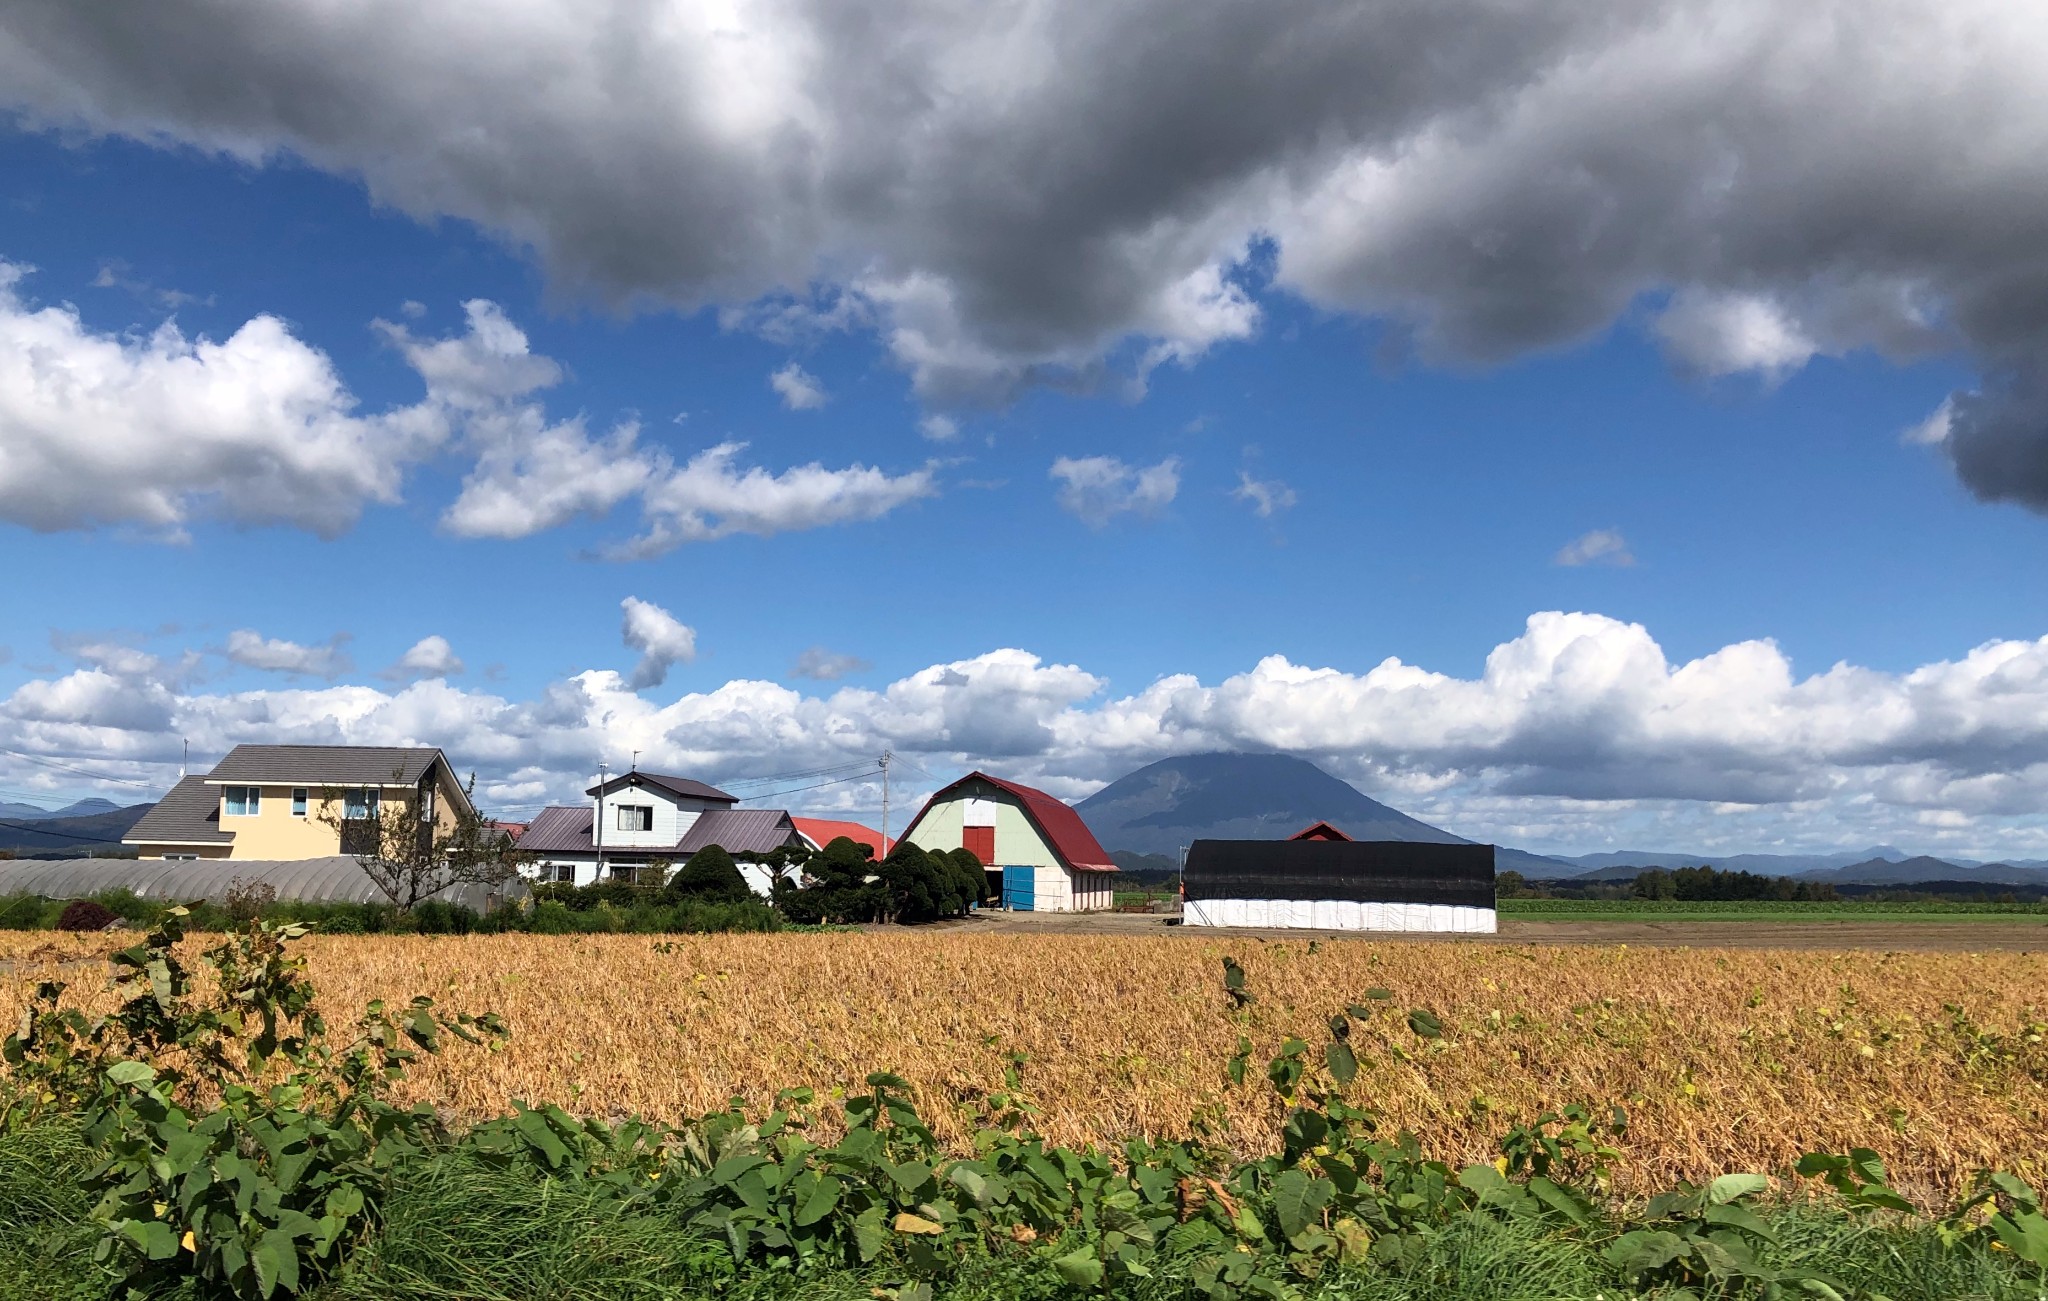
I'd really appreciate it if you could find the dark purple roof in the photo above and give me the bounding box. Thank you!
[583,772,737,803]
[518,805,595,855]
[516,805,801,857]
[680,808,803,854]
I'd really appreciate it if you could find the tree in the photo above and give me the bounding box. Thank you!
[781,836,884,923]
[946,846,989,907]
[319,770,527,911]
[1494,869,1526,898]
[876,842,962,923]
[667,844,752,902]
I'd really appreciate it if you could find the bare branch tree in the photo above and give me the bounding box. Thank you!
[317,768,528,911]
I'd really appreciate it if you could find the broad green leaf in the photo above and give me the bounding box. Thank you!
[946,1164,992,1207]
[1363,988,1393,1001]
[888,1160,934,1195]
[1704,1201,1779,1242]
[120,1219,180,1262]
[1406,1008,1443,1039]
[1271,1168,1331,1240]
[1527,1176,1592,1226]
[793,1174,841,1227]
[1607,1229,1688,1275]
[1989,1210,2048,1267]
[513,1108,572,1170]
[106,1061,156,1087]
[1708,1173,1769,1205]
[1053,1246,1104,1287]
[852,1208,887,1262]
[1325,1040,1358,1085]
[1795,1152,1846,1177]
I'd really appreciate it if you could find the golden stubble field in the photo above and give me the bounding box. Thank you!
[4,930,2044,1199]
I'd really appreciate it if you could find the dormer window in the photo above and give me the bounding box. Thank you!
[616,804,653,832]
[223,786,260,816]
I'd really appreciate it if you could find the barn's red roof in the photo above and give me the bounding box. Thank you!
[1289,820,1353,842]
[900,771,1118,873]
[793,817,892,858]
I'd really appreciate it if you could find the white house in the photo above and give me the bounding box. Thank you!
[519,771,802,886]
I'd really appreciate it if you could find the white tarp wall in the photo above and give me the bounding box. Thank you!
[1183,898,1497,933]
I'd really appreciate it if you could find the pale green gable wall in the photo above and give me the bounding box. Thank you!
[907,786,1085,908]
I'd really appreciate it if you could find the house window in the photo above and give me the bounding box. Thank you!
[420,786,436,822]
[292,788,308,818]
[164,853,199,861]
[549,863,576,883]
[344,788,380,820]
[617,804,654,832]
[224,786,261,816]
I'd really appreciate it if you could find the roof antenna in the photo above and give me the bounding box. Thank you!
[631,749,640,773]
[181,738,188,779]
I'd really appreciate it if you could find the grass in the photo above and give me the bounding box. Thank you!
[1501,898,2048,921]
[3,1122,2042,1300]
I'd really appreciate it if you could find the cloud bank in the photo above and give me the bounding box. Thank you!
[12,610,2048,859]
[6,1,2048,497]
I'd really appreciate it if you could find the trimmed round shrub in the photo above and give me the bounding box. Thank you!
[668,844,752,903]
[55,899,118,932]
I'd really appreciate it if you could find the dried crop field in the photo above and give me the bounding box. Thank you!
[4,930,2044,1199]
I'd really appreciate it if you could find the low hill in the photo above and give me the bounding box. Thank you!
[1555,847,1909,879]
[0,803,153,853]
[0,796,128,822]
[1798,856,2048,889]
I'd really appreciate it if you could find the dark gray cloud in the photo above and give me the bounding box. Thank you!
[5,1,2048,498]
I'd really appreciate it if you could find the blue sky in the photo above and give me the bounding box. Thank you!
[4,1,2048,859]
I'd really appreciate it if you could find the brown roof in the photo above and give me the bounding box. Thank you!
[585,772,737,804]
[122,774,234,846]
[517,805,595,855]
[205,744,447,787]
[516,805,802,857]
[680,808,803,854]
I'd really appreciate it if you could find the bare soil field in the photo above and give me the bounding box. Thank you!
[957,908,2048,951]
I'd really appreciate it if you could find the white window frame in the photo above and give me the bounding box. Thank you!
[291,788,309,818]
[224,786,261,817]
[343,788,380,820]
[617,804,654,832]
[163,852,199,861]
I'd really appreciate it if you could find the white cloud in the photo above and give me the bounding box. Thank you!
[769,361,827,410]
[1051,455,1181,525]
[223,629,352,678]
[0,261,441,537]
[620,596,696,689]
[15,0,2048,500]
[1653,291,1819,381]
[918,414,959,442]
[626,442,938,556]
[390,635,464,679]
[791,647,871,682]
[1232,471,1297,518]
[1554,528,1637,567]
[16,611,2048,856]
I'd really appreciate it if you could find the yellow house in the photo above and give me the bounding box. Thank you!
[123,745,475,861]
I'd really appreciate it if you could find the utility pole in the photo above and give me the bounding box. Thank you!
[879,750,892,854]
[594,760,608,882]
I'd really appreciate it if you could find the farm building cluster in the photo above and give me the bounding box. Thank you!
[4,743,1499,930]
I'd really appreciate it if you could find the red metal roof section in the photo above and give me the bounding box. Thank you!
[899,771,1118,873]
[792,817,893,858]
[1289,820,1354,841]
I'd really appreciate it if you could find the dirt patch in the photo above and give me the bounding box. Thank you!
[947,908,2048,951]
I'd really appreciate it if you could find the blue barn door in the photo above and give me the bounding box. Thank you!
[1002,865,1035,911]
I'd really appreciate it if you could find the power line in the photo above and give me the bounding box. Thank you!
[736,768,885,802]
[2,749,164,790]
[716,758,878,788]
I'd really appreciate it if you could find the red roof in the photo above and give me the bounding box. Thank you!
[793,817,892,858]
[899,771,1118,873]
[1289,820,1353,842]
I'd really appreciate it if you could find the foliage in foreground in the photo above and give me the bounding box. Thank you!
[2,921,2045,1301]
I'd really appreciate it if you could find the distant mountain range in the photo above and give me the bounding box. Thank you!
[1067,753,2048,889]
[0,802,153,852]
[0,797,127,822]
[1072,753,1566,876]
